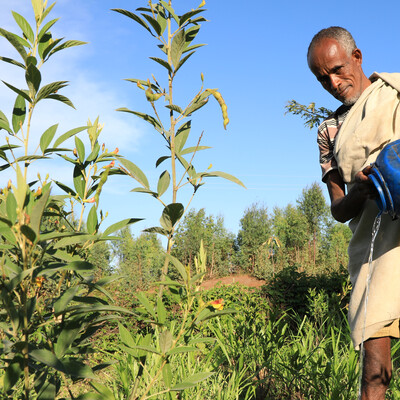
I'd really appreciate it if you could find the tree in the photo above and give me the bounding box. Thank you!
[296,183,331,267]
[236,203,272,273]
[172,208,234,276]
[272,204,309,267]
[113,227,164,290]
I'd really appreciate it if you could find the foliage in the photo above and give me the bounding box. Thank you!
[113,228,164,291]
[285,100,332,129]
[172,208,235,277]
[91,242,237,400]
[0,2,138,398]
[296,182,331,266]
[112,0,245,292]
[236,203,272,273]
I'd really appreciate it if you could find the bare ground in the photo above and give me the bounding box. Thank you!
[200,274,266,290]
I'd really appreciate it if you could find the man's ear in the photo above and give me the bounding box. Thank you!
[352,48,363,65]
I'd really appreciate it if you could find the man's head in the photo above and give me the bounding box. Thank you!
[307,27,370,106]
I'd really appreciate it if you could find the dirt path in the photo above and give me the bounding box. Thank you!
[200,274,266,290]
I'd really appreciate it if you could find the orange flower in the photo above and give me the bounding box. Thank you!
[210,298,224,311]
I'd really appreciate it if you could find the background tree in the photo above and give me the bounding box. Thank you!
[113,227,164,291]
[172,208,234,277]
[236,203,272,273]
[272,204,309,269]
[296,182,330,268]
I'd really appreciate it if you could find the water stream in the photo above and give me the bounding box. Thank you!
[357,213,382,400]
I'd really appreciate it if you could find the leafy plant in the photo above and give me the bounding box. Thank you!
[0,1,138,398]
[112,0,245,294]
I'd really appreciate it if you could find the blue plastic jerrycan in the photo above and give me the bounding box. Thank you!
[369,139,400,219]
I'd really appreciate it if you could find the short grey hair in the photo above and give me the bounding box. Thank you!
[307,26,357,59]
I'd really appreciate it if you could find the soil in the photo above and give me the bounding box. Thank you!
[200,274,266,290]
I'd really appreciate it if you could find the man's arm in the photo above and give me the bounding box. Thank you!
[326,167,377,223]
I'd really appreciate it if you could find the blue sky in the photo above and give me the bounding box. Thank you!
[1,0,400,237]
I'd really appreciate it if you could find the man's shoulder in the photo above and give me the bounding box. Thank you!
[318,104,351,134]
[370,72,400,92]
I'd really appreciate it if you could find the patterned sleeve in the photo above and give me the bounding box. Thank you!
[317,120,338,183]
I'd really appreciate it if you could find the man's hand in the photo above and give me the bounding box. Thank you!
[355,165,379,200]
[326,168,377,223]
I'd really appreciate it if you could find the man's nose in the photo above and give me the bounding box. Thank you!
[329,75,341,91]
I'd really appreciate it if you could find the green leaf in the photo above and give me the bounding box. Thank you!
[0,28,27,61]
[75,136,85,162]
[171,372,214,391]
[175,50,195,74]
[116,108,162,131]
[39,124,58,153]
[62,359,96,379]
[185,97,209,116]
[143,226,169,236]
[165,104,183,114]
[166,346,198,356]
[20,224,37,243]
[12,95,26,134]
[160,1,180,25]
[2,81,31,103]
[160,203,184,230]
[53,126,87,147]
[157,170,170,197]
[36,80,68,102]
[103,218,142,236]
[141,13,162,36]
[54,286,79,315]
[130,187,158,197]
[175,121,191,153]
[37,17,59,41]
[119,323,136,348]
[171,28,185,69]
[112,9,151,34]
[3,355,23,392]
[86,141,100,163]
[54,322,80,358]
[73,165,85,198]
[41,36,62,60]
[179,9,204,27]
[54,180,76,196]
[159,330,173,354]
[30,349,65,373]
[6,191,17,224]
[135,292,156,319]
[200,171,246,188]
[166,254,187,281]
[183,43,206,54]
[156,155,170,167]
[87,205,98,234]
[180,146,211,155]
[26,62,41,95]
[149,56,172,73]
[12,11,35,43]
[118,157,149,188]
[0,56,25,69]
[46,40,87,59]
[45,93,75,108]
[156,297,167,325]
[13,163,27,209]
[39,2,56,25]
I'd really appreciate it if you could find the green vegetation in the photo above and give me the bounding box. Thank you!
[2,1,400,399]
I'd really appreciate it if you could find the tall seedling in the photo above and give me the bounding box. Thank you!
[113,0,245,294]
[0,1,137,398]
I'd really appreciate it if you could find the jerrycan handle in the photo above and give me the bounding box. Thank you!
[369,173,386,215]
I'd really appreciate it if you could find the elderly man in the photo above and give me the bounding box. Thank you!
[308,26,400,399]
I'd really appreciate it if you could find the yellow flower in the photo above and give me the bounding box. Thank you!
[210,298,224,311]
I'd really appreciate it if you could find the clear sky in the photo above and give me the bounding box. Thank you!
[1,0,400,238]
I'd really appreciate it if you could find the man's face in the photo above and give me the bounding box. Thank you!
[308,38,368,106]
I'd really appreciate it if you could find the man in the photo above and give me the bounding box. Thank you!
[308,27,400,399]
